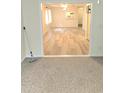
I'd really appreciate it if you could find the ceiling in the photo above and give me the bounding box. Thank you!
[46,3,90,8]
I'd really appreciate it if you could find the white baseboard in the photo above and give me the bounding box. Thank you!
[26,55,42,58]
[90,55,103,57]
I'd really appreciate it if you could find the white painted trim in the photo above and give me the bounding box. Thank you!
[26,55,42,58]
[89,3,93,55]
[90,55,103,57]
[38,0,44,56]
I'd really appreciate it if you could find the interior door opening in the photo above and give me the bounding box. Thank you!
[41,3,92,56]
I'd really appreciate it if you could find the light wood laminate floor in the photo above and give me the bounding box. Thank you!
[43,27,89,55]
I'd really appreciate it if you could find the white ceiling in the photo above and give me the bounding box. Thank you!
[46,3,89,8]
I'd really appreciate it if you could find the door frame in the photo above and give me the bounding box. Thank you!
[40,1,93,57]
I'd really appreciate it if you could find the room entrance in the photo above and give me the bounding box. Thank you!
[41,3,92,55]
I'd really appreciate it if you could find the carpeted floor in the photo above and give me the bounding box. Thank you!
[22,57,103,93]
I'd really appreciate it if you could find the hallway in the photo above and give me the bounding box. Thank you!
[43,27,89,55]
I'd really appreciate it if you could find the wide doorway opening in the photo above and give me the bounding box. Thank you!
[41,3,92,55]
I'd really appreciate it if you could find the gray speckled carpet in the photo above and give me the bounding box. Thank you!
[22,57,103,93]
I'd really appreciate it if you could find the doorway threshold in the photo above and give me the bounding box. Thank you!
[43,55,90,57]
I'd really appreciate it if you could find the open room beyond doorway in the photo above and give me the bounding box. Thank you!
[41,3,92,56]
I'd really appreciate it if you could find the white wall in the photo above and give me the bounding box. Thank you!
[90,1,103,56]
[78,8,83,25]
[22,0,44,58]
[51,6,78,27]
[21,31,25,61]
[21,0,103,57]
[21,13,25,61]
